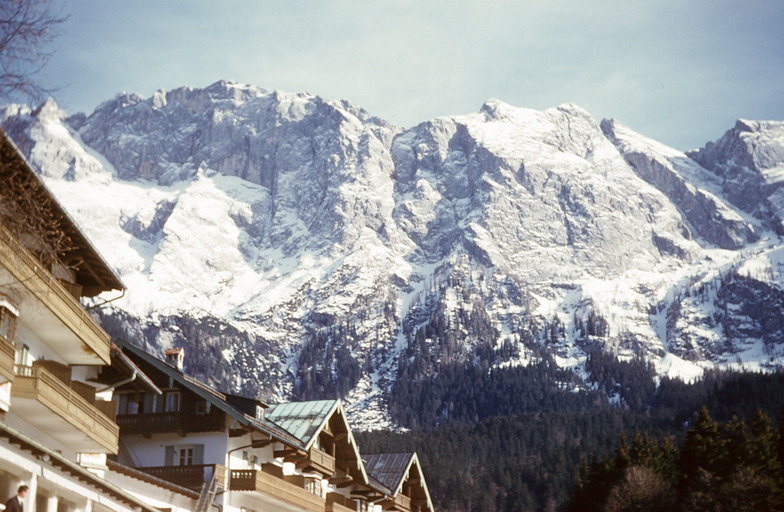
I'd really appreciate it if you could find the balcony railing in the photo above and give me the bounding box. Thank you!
[0,225,110,363]
[139,464,226,491]
[230,469,325,512]
[303,446,336,475]
[116,408,225,435]
[11,365,119,453]
[392,493,412,512]
[0,336,14,382]
[326,501,357,512]
[326,492,358,512]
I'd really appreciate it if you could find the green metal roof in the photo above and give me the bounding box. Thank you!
[265,400,339,448]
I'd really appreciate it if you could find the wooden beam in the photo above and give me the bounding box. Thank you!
[274,447,307,461]
[329,475,353,487]
[228,428,248,437]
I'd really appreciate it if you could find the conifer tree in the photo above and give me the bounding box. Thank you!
[679,407,722,482]
[750,409,781,479]
[720,415,750,477]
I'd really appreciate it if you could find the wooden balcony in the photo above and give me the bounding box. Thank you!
[116,408,225,435]
[11,365,119,453]
[326,492,358,512]
[301,446,336,475]
[326,501,357,512]
[390,493,412,512]
[0,225,111,365]
[139,464,225,491]
[0,336,14,383]
[230,469,325,512]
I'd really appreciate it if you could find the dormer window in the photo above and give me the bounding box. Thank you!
[256,405,264,420]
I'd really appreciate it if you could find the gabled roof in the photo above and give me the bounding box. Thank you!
[0,128,124,296]
[266,399,370,485]
[364,452,435,512]
[265,400,339,448]
[114,338,303,447]
[363,452,415,492]
[106,343,162,394]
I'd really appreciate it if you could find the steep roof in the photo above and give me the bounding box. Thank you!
[0,128,124,296]
[363,452,435,512]
[103,343,162,394]
[265,400,339,448]
[266,399,370,485]
[115,338,302,447]
[363,452,415,492]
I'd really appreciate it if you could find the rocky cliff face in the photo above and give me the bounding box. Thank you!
[2,81,783,429]
[687,119,784,233]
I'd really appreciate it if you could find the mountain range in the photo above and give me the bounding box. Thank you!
[3,80,783,430]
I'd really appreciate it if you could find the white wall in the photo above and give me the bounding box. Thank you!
[0,438,146,512]
[123,431,228,467]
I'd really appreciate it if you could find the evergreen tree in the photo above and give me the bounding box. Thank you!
[679,407,723,484]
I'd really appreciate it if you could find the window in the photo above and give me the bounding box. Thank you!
[305,477,322,497]
[0,306,17,342]
[179,446,194,466]
[164,391,181,412]
[165,444,204,466]
[119,393,144,414]
[18,344,30,367]
[194,399,208,415]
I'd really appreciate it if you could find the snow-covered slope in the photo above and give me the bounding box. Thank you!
[3,81,783,430]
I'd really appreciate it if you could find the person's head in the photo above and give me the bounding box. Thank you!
[16,486,28,498]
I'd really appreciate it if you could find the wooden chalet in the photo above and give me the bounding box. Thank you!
[0,127,166,512]
[112,339,436,512]
[363,453,434,512]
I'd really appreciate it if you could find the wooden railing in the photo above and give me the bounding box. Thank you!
[139,464,226,491]
[0,225,111,363]
[0,336,14,382]
[33,360,71,384]
[392,493,412,512]
[305,446,336,475]
[117,409,225,434]
[230,469,325,512]
[325,501,356,512]
[326,492,358,512]
[12,365,119,452]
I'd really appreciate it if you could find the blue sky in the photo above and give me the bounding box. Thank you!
[41,0,784,150]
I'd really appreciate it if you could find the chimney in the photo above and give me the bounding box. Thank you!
[164,347,185,371]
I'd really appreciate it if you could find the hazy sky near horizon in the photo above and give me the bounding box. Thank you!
[41,0,784,150]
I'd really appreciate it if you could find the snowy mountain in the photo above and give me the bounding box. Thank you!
[3,80,783,430]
